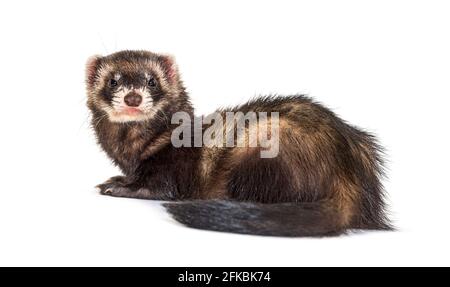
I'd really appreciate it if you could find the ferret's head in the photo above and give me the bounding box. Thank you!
[86,50,188,123]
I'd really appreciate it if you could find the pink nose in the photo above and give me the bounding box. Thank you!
[124,92,142,107]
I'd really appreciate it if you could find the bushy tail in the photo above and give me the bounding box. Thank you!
[163,199,348,237]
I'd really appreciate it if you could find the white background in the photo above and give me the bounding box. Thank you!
[0,0,449,267]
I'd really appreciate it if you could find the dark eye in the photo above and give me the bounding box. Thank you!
[109,78,118,87]
[147,77,156,87]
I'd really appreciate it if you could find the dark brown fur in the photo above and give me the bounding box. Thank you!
[86,50,392,237]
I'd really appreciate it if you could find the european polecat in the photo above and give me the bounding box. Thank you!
[86,50,392,237]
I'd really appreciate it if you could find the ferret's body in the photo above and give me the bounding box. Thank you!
[86,50,391,236]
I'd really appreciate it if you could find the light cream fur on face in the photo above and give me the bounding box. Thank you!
[108,84,154,123]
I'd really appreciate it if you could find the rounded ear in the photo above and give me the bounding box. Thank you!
[160,54,179,84]
[85,55,102,87]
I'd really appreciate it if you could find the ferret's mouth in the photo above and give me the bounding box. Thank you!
[120,107,143,115]
[104,96,153,122]
[108,107,147,122]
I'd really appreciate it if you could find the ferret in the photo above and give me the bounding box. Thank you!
[86,50,392,237]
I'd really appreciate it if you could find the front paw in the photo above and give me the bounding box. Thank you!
[98,186,135,197]
[96,176,128,196]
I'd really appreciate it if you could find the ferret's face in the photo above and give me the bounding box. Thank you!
[86,51,180,123]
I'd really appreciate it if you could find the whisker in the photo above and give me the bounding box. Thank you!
[77,111,92,135]
[98,33,109,54]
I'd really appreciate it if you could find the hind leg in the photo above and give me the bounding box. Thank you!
[226,151,299,203]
